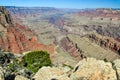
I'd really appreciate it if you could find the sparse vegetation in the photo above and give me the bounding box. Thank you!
[23,50,52,73]
[0,51,14,66]
[104,58,108,62]
[0,50,53,79]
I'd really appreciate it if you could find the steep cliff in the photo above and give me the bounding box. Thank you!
[0,6,54,54]
[88,33,120,55]
[77,8,120,20]
[59,37,85,59]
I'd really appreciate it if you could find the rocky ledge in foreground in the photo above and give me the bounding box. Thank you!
[32,58,119,80]
[0,57,120,80]
[70,58,117,80]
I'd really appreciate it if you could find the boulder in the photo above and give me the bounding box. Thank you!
[70,58,117,80]
[113,59,120,80]
[33,66,70,80]
[15,75,29,80]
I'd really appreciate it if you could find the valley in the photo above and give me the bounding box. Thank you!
[6,7,120,62]
[0,6,120,80]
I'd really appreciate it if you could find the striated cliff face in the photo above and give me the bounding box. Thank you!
[87,33,120,55]
[0,7,13,26]
[59,37,85,59]
[77,8,120,20]
[0,6,54,54]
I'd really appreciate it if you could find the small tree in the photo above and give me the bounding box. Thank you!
[23,51,52,73]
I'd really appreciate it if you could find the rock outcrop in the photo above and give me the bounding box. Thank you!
[78,8,120,20]
[33,66,70,80]
[0,7,55,54]
[70,58,117,80]
[15,75,29,80]
[60,37,85,59]
[0,7,13,26]
[113,59,120,80]
[88,33,120,55]
[33,58,120,80]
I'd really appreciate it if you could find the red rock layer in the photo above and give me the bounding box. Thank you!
[77,9,120,20]
[88,33,120,55]
[0,7,54,54]
[0,24,55,54]
[60,37,85,59]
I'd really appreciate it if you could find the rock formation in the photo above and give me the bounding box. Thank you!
[15,75,29,80]
[70,58,117,80]
[78,8,120,20]
[33,66,70,80]
[113,59,120,80]
[0,6,55,54]
[60,37,85,59]
[0,7,13,26]
[88,33,120,55]
[33,57,120,80]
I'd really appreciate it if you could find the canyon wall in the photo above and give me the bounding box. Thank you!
[0,7,54,54]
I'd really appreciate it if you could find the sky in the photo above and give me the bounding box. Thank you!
[0,0,120,9]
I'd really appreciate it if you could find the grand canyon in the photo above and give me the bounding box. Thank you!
[0,3,120,80]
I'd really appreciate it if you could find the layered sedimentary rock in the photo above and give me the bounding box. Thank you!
[60,37,85,59]
[78,8,120,20]
[0,7,54,54]
[88,33,120,55]
[0,6,13,26]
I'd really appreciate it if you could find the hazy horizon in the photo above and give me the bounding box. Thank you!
[0,0,120,9]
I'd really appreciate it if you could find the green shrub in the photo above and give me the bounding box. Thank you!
[23,51,52,73]
[104,58,108,62]
[8,63,16,72]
